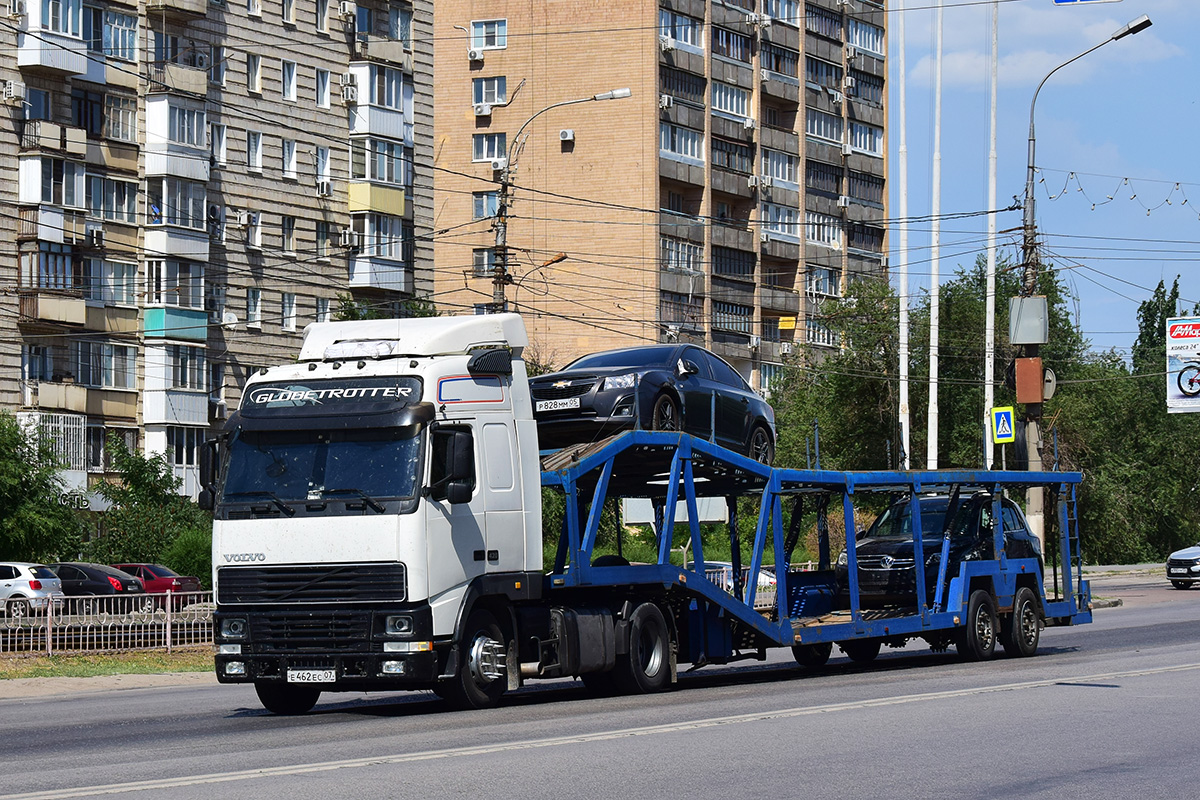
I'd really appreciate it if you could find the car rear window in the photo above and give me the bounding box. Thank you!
[29,566,57,579]
[565,346,676,370]
[146,565,181,578]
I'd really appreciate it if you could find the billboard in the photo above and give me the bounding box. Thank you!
[1166,317,1200,413]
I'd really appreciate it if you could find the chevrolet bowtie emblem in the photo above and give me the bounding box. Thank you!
[553,380,571,388]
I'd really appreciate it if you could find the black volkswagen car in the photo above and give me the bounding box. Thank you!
[836,493,1041,608]
[530,344,776,462]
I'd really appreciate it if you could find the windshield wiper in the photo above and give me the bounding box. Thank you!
[320,488,386,513]
[225,491,296,517]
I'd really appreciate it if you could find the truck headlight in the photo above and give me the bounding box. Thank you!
[385,615,413,635]
[220,617,248,640]
[602,373,637,391]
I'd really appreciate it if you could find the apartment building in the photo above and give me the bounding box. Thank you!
[1,0,432,502]
[431,0,888,390]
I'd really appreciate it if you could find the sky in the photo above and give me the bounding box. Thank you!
[888,0,1200,357]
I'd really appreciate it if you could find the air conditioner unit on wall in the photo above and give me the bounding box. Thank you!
[559,129,575,142]
[743,118,756,130]
[340,227,361,250]
[338,0,355,18]
[837,195,851,208]
[844,76,857,91]
[339,71,355,87]
[659,35,674,52]
[473,103,492,117]
[659,94,673,109]
[841,142,853,156]
[7,0,26,19]
[194,52,210,70]
[780,342,793,355]
[236,210,250,228]
[747,175,760,189]
[467,48,484,62]
[759,176,773,189]
[4,80,25,101]
[317,180,333,197]
[490,156,507,172]
[341,84,358,104]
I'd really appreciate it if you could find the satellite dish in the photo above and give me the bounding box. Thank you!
[221,311,239,330]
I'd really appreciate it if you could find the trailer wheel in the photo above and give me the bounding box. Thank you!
[443,609,508,710]
[792,642,832,669]
[957,589,999,661]
[255,683,321,715]
[1001,587,1041,658]
[838,639,881,663]
[615,602,671,694]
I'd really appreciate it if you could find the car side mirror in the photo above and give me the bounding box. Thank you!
[677,359,699,377]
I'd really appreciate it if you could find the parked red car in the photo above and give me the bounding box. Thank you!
[111,564,203,609]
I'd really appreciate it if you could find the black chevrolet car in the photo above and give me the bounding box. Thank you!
[529,344,776,462]
[836,493,1041,608]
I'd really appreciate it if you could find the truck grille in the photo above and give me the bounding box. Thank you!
[530,380,595,400]
[217,564,406,604]
[254,611,370,652]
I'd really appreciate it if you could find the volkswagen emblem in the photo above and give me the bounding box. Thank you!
[880,555,894,568]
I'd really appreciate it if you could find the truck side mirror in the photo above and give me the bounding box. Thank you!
[198,439,221,510]
[427,427,475,503]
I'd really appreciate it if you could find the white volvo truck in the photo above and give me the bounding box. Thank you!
[207,314,1092,714]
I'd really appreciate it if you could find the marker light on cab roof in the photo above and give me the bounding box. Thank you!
[323,340,397,360]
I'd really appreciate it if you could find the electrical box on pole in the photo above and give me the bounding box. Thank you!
[1009,296,1049,345]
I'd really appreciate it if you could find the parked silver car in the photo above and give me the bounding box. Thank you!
[0,562,65,619]
[1166,543,1200,589]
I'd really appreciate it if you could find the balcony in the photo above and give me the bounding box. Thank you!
[348,257,413,292]
[659,210,705,244]
[144,307,209,342]
[761,285,801,315]
[17,30,87,75]
[144,226,210,261]
[146,0,208,19]
[31,382,137,418]
[86,304,140,334]
[355,36,411,68]
[148,62,209,96]
[19,290,86,326]
[143,389,208,426]
[18,206,88,243]
[348,183,407,216]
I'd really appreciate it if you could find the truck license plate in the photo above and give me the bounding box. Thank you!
[536,397,580,413]
[287,668,336,684]
[1170,568,1186,575]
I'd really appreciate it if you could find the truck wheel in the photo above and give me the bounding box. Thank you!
[792,642,832,668]
[839,639,881,663]
[615,602,671,693]
[255,682,321,715]
[957,589,999,662]
[1001,587,1041,658]
[444,609,508,709]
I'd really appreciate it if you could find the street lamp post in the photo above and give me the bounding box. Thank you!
[1019,15,1151,549]
[489,88,633,312]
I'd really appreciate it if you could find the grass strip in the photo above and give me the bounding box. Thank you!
[0,647,213,680]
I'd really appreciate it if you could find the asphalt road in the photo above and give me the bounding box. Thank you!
[1,571,1196,800]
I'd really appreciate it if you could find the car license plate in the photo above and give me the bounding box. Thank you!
[1170,568,1187,575]
[536,397,580,413]
[287,669,335,684]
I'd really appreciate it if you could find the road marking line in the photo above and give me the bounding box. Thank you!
[7,661,1200,800]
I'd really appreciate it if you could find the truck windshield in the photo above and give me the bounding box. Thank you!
[221,428,421,505]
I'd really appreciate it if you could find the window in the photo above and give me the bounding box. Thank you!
[169,344,206,389]
[74,340,136,389]
[246,0,260,17]
[146,260,204,308]
[42,0,82,36]
[356,4,371,34]
[849,70,884,106]
[806,108,843,143]
[316,0,328,32]
[316,221,330,258]
[168,104,206,147]
[473,191,499,220]
[209,123,226,165]
[19,242,78,290]
[848,223,885,253]
[103,11,136,60]
[83,259,136,305]
[104,94,136,141]
[659,123,703,162]
[370,65,403,109]
[281,60,297,101]
[658,9,701,49]
[711,82,749,118]
[762,202,800,239]
[351,137,409,184]
[151,30,179,64]
[209,45,226,85]
[282,139,297,179]
[28,89,51,121]
[22,345,54,383]
[849,170,885,205]
[246,130,262,170]
[166,427,203,467]
[713,302,752,334]
[246,53,261,92]
[659,291,703,331]
[660,237,702,274]
[806,161,842,196]
[353,213,409,260]
[472,248,495,278]
[762,44,799,78]
[850,122,884,156]
[71,88,103,136]
[805,57,842,90]
[83,5,101,51]
[388,4,411,47]
[86,175,137,222]
[281,0,294,23]
[472,133,506,162]
[40,158,86,207]
[712,28,750,63]
[806,211,842,249]
[713,247,755,278]
[281,292,296,331]
[246,211,262,248]
[206,282,226,323]
[762,149,798,185]
[316,68,330,107]
[316,296,331,323]
[848,18,885,57]
[806,5,842,40]
[711,138,752,173]
[209,362,225,402]
[660,67,706,106]
[316,146,330,181]
[807,317,836,348]
[807,265,841,297]
[281,215,296,252]
[473,76,507,105]
[470,19,507,49]
[147,178,206,229]
[246,287,261,327]
[764,0,799,25]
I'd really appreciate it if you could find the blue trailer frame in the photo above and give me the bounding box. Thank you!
[541,431,1090,664]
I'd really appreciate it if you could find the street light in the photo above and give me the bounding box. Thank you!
[1018,14,1151,550]
[489,88,633,312]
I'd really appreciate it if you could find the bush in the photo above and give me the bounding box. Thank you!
[162,527,213,589]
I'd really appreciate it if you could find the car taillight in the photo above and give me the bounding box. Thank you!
[29,579,42,591]
[171,579,181,588]
[108,576,123,591]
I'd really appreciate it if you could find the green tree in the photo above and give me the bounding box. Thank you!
[334,293,439,321]
[0,412,81,561]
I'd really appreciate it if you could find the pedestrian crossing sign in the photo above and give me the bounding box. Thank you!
[992,407,1015,444]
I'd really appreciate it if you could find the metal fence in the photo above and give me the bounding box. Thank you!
[0,592,213,656]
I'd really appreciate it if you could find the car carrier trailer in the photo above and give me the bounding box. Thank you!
[206,314,1091,713]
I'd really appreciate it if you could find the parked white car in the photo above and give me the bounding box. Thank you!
[0,562,65,618]
[1166,544,1200,589]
